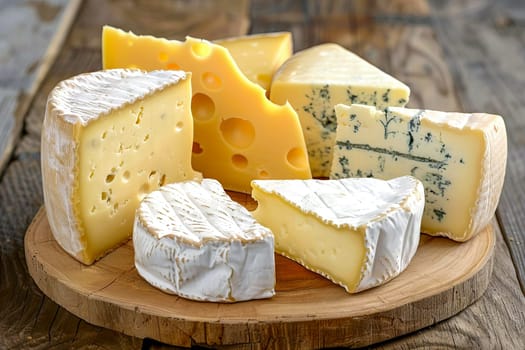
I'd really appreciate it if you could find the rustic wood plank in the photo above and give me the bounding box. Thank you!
[0,0,82,176]
[375,219,525,349]
[429,0,525,294]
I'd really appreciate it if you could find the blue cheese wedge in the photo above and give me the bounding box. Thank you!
[251,176,424,293]
[270,43,410,177]
[133,179,275,302]
[330,103,507,241]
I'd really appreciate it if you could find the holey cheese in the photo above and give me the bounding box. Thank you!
[214,32,292,91]
[270,43,410,177]
[41,69,198,265]
[251,176,424,293]
[133,179,275,302]
[103,26,311,193]
[331,104,507,241]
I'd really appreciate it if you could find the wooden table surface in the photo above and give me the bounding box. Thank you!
[1,0,524,348]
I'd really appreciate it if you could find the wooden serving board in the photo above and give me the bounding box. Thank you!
[25,197,495,349]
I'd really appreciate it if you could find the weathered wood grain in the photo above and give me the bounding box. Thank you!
[429,0,525,294]
[0,0,81,177]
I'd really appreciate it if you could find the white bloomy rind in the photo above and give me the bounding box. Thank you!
[41,68,189,263]
[133,179,275,302]
[251,176,424,293]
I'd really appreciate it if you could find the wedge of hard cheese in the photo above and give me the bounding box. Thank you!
[134,179,275,302]
[214,32,292,91]
[103,25,311,193]
[331,104,507,241]
[251,176,424,293]
[41,69,198,265]
[270,43,410,177]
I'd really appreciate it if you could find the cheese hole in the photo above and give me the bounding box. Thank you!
[135,107,144,125]
[258,169,269,178]
[88,169,95,180]
[286,147,308,169]
[220,118,255,149]
[122,170,130,182]
[105,174,115,183]
[256,73,271,87]
[101,192,108,201]
[175,121,184,132]
[138,183,150,201]
[166,62,180,70]
[159,174,167,186]
[232,154,248,168]
[101,131,108,140]
[144,134,150,142]
[202,72,222,90]
[149,171,158,182]
[159,52,168,62]
[176,100,184,109]
[192,142,203,154]
[191,41,212,58]
[90,206,96,214]
[191,93,215,121]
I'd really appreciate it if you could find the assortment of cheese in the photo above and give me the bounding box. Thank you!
[40,25,507,302]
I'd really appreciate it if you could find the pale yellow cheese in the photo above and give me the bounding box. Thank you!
[331,104,507,241]
[270,43,410,177]
[102,26,311,193]
[214,32,292,91]
[41,69,198,264]
[251,176,424,293]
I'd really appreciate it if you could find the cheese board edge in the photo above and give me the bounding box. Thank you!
[24,206,495,348]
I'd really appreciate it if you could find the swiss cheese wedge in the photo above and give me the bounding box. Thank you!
[102,25,311,193]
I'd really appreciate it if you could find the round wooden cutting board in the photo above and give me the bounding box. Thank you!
[25,199,495,349]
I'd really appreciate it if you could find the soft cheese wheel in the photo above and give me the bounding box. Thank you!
[251,176,424,293]
[270,43,410,177]
[41,69,198,265]
[102,25,311,193]
[133,179,275,302]
[330,104,507,241]
[214,32,292,91]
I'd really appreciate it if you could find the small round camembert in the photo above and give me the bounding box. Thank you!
[133,179,275,302]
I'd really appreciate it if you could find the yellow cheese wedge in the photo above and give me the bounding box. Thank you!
[214,32,292,91]
[102,26,311,193]
[41,69,199,264]
[270,43,410,177]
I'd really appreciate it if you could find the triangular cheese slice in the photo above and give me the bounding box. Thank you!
[102,25,311,193]
[270,43,410,177]
[42,69,198,264]
[251,176,424,293]
[214,32,292,91]
[331,103,507,241]
[134,179,275,302]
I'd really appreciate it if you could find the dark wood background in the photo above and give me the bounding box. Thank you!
[0,0,524,348]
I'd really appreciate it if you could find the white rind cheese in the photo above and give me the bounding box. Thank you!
[133,179,275,302]
[270,43,410,177]
[251,176,424,293]
[330,104,507,241]
[42,69,198,264]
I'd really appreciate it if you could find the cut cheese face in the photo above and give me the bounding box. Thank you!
[41,69,198,265]
[214,32,292,91]
[330,104,507,241]
[270,43,410,177]
[102,25,311,193]
[134,179,275,302]
[251,176,424,293]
